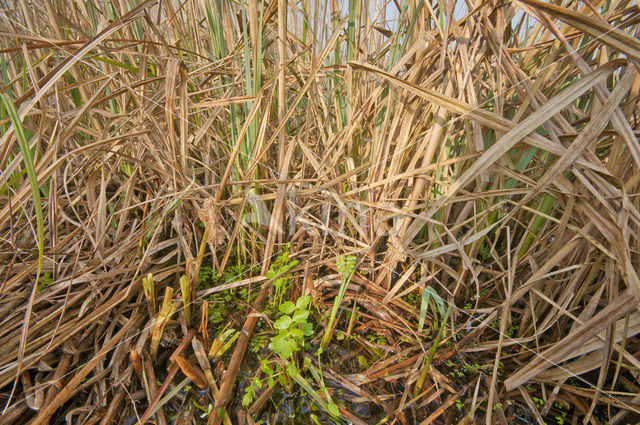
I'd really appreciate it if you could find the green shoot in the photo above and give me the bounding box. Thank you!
[321,255,356,349]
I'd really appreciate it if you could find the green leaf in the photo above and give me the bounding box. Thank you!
[260,364,273,375]
[289,328,304,341]
[1,94,44,287]
[296,295,311,310]
[274,316,292,330]
[242,392,252,407]
[419,286,445,332]
[418,287,429,333]
[427,286,446,317]
[327,402,341,417]
[270,335,293,358]
[286,362,299,378]
[286,338,299,354]
[292,309,309,323]
[280,301,295,315]
[300,322,314,336]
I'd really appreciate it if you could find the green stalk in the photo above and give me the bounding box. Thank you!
[346,0,357,62]
[413,303,452,396]
[1,93,44,412]
[387,0,409,69]
[518,193,556,259]
[1,94,43,279]
[288,363,342,419]
[205,0,227,60]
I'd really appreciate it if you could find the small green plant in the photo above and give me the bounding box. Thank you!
[506,323,519,338]
[208,327,239,360]
[198,265,214,286]
[356,355,370,369]
[287,361,341,420]
[365,331,388,346]
[413,303,452,396]
[418,285,446,333]
[364,332,387,358]
[267,244,299,308]
[250,334,267,353]
[242,376,262,407]
[192,401,213,418]
[321,255,355,349]
[269,295,314,359]
[405,291,418,306]
[242,358,277,407]
[256,292,342,421]
[223,263,250,284]
[532,396,544,408]
[37,272,54,292]
[207,300,228,326]
[554,402,567,424]
[450,370,465,378]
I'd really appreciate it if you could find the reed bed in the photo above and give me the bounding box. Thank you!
[1,0,640,423]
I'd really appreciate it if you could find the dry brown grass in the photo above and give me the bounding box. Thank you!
[1,0,640,423]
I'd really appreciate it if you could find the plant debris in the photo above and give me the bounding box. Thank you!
[1,0,640,424]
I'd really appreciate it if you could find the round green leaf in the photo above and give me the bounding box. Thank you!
[274,315,292,330]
